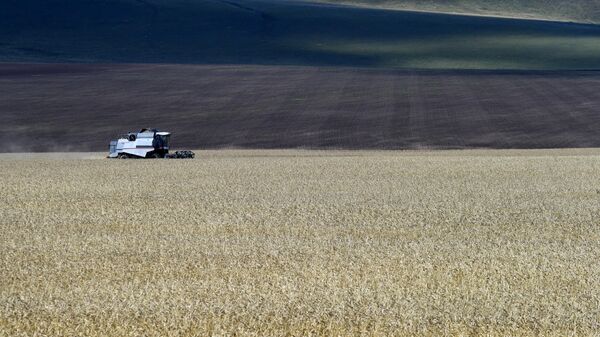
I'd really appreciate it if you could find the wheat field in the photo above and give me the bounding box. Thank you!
[1,150,599,336]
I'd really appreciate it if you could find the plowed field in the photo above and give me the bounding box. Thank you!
[2,64,600,151]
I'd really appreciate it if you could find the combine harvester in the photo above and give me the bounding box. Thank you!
[108,128,195,159]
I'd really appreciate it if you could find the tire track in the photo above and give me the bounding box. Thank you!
[514,76,580,147]
[469,75,536,148]
[387,72,411,149]
[541,77,599,146]
[406,71,425,149]
[456,74,498,148]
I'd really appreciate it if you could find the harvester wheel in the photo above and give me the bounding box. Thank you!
[152,153,163,159]
[118,153,129,159]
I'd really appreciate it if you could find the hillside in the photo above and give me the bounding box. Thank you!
[1,0,600,69]
[3,63,600,151]
[316,0,600,24]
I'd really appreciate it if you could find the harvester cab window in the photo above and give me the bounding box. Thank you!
[138,132,154,138]
[153,134,170,149]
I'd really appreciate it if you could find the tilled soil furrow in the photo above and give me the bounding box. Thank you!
[3,64,600,151]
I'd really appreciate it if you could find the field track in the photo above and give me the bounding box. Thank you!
[2,63,600,151]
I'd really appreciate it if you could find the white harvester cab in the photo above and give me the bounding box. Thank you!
[108,128,171,159]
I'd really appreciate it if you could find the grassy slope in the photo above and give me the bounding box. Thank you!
[1,0,600,69]
[314,0,600,24]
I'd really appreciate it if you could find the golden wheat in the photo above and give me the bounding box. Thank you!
[1,150,599,336]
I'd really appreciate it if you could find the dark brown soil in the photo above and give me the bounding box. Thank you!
[2,63,600,151]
